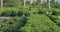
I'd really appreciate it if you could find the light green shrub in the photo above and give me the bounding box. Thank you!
[20,14,60,32]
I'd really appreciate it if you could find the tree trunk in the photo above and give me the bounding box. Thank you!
[49,0,50,9]
[24,0,26,7]
[41,0,43,4]
[1,0,3,7]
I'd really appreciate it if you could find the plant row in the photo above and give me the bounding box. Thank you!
[0,17,27,32]
[0,7,60,17]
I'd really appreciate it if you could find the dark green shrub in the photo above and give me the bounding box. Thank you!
[0,17,27,32]
[0,7,31,17]
[38,8,52,15]
[52,8,60,15]
[48,15,60,26]
[20,8,31,17]
[17,10,23,16]
[1,11,11,17]
[1,9,12,17]
[0,7,19,16]
[10,11,17,16]
[4,3,14,7]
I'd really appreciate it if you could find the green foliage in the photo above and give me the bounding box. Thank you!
[0,7,60,17]
[52,8,60,15]
[3,0,23,7]
[4,3,14,7]
[0,7,31,17]
[0,7,19,16]
[48,15,60,26]
[0,0,60,32]
[38,8,52,15]
[0,17,27,32]
[20,14,60,32]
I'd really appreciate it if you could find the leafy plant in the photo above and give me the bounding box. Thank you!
[20,14,60,32]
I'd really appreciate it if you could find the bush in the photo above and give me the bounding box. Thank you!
[4,3,14,7]
[1,11,12,17]
[0,7,19,16]
[10,11,17,16]
[38,8,52,15]
[0,7,31,17]
[19,8,31,17]
[30,8,39,14]
[0,17,27,32]
[20,14,60,32]
[52,8,60,15]
[48,15,60,26]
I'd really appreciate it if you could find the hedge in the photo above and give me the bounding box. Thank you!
[0,7,60,17]
[0,7,19,16]
[38,8,53,15]
[38,8,60,15]
[20,14,60,32]
[0,17,27,32]
[48,15,60,26]
[52,8,60,15]
[0,7,31,17]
